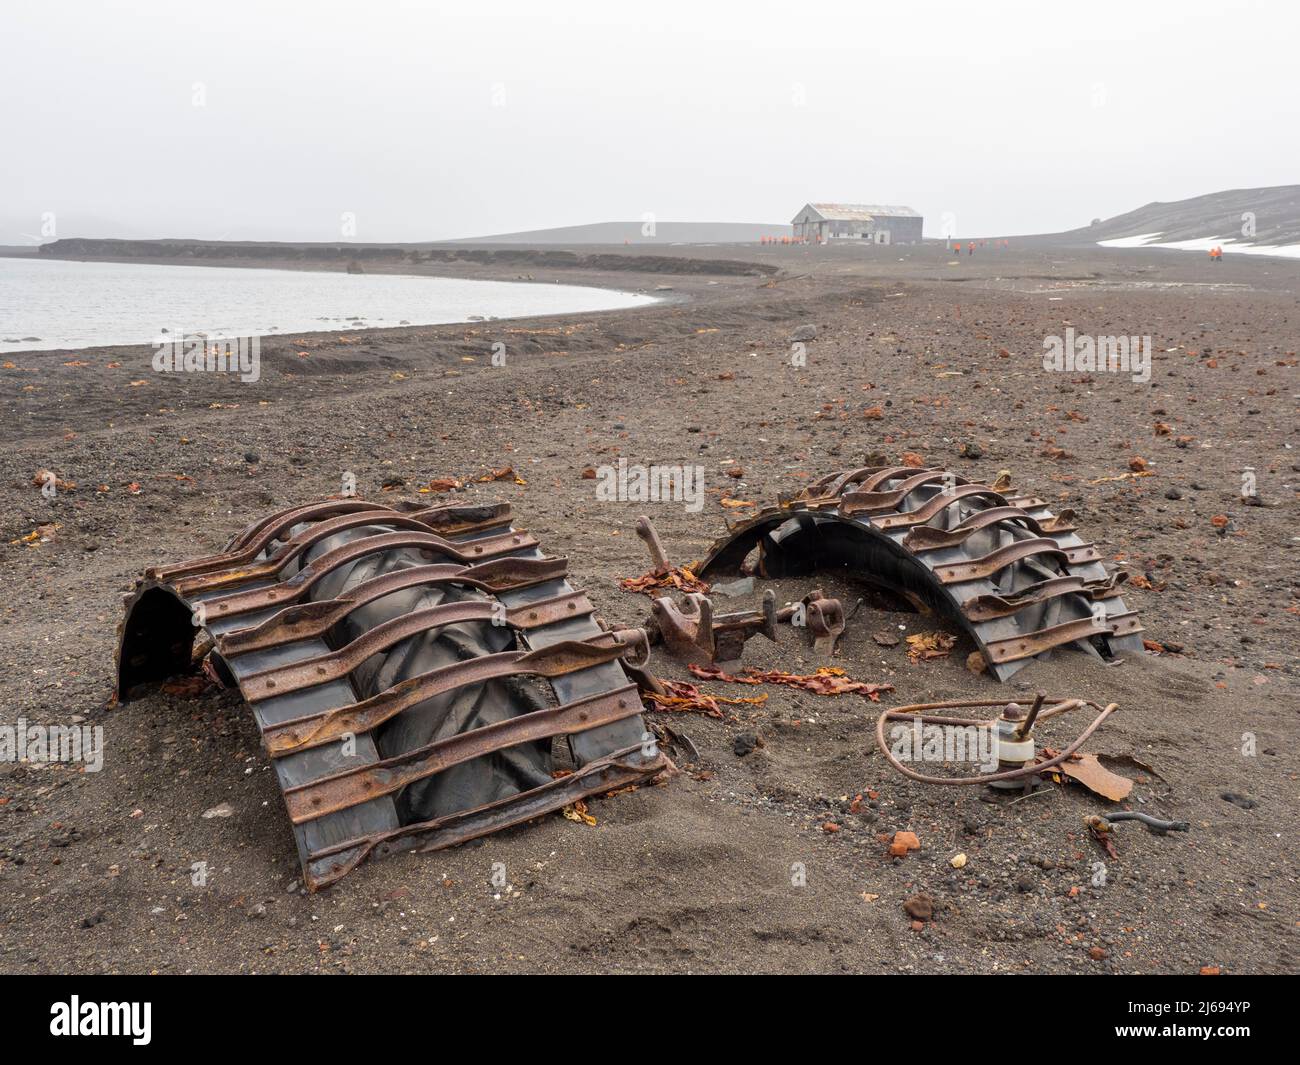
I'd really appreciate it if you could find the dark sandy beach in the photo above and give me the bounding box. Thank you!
[1,239,1295,973]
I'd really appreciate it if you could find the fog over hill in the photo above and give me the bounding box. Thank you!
[449,220,790,244]
[1064,185,1300,251]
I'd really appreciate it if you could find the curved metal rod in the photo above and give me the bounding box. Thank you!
[874,698,1119,786]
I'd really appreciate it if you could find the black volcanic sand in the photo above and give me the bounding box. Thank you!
[0,241,1296,974]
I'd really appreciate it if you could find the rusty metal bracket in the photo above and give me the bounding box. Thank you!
[650,588,778,665]
[777,589,846,656]
[634,515,673,578]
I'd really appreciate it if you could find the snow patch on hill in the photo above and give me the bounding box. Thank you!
[1098,232,1300,259]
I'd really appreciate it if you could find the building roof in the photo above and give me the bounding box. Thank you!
[794,203,922,222]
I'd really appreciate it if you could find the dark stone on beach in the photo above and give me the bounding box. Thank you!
[789,324,817,342]
[903,894,934,920]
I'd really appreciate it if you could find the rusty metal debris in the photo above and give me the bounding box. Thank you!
[650,589,777,665]
[698,466,1145,682]
[1086,811,1190,835]
[116,497,668,890]
[875,694,1121,789]
[632,515,846,666]
[784,589,846,656]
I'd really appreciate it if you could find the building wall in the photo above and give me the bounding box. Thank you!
[875,216,924,243]
[794,214,924,243]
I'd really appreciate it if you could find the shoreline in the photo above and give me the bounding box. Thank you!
[0,255,689,356]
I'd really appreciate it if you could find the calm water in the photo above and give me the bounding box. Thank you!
[0,257,658,352]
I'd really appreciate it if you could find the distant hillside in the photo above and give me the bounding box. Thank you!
[450,220,789,244]
[1065,185,1300,253]
[32,237,778,277]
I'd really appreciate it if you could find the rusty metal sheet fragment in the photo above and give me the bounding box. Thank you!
[1055,753,1134,801]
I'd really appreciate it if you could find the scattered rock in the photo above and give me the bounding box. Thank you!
[959,441,983,459]
[733,731,761,757]
[789,324,817,342]
[202,802,235,819]
[889,830,920,857]
[950,853,968,869]
[903,893,934,921]
[1220,792,1257,810]
[712,576,755,598]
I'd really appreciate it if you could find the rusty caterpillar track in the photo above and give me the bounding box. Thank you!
[116,497,665,890]
[698,467,1145,682]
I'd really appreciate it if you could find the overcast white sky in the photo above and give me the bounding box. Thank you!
[2,0,1295,243]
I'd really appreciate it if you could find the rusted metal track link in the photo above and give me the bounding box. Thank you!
[115,498,667,890]
[700,467,1144,682]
